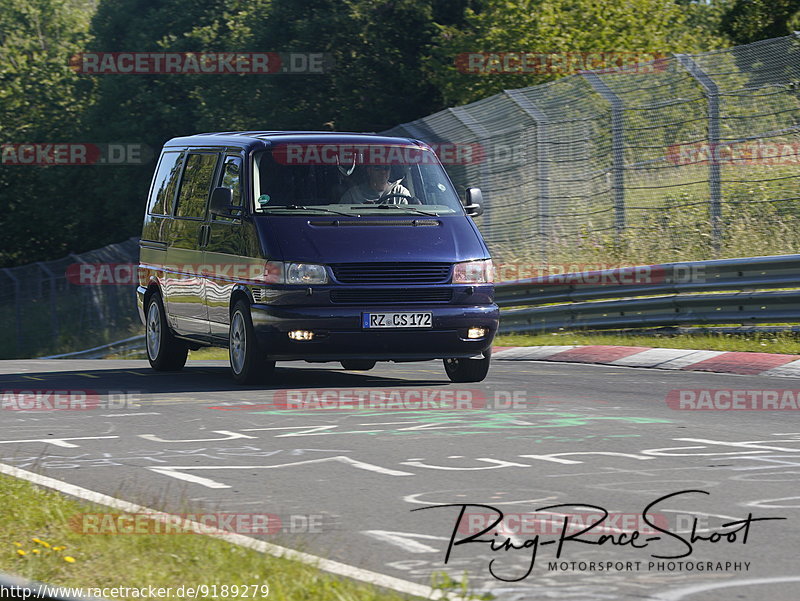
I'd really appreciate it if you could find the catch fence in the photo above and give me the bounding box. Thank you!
[383,34,800,265]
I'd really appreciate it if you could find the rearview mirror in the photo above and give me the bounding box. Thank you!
[464,187,483,217]
[209,187,240,217]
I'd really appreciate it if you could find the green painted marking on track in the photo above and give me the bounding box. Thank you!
[245,410,671,436]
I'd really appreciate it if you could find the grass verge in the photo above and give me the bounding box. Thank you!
[0,473,433,601]
[495,331,800,354]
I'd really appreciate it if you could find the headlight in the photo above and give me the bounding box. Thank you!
[256,261,328,284]
[286,262,328,284]
[453,259,493,284]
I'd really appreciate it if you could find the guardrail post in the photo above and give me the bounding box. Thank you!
[676,53,722,250]
[504,89,551,261]
[448,106,492,232]
[582,72,626,238]
[2,269,23,356]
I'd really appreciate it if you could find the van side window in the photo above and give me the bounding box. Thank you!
[175,153,219,219]
[214,155,243,221]
[148,152,183,215]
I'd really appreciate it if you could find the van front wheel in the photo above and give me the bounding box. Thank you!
[230,301,275,384]
[443,351,490,383]
[145,293,188,371]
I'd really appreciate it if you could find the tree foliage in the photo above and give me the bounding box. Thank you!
[3,0,792,266]
[425,0,730,106]
[722,0,800,44]
[0,0,95,265]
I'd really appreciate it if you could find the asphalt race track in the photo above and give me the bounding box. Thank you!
[2,358,800,600]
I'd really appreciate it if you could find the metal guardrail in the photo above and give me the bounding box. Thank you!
[40,335,145,359]
[495,254,800,334]
[29,253,800,347]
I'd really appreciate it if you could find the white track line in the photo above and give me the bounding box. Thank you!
[651,576,800,601]
[0,462,467,601]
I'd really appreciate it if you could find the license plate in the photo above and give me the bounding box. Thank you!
[362,312,432,329]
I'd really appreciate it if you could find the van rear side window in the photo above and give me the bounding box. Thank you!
[147,151,183,215]
[175,153,219,219]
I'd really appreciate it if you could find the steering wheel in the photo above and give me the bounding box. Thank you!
[376,192,422,205]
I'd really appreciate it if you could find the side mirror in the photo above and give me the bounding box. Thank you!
[209,187,239,217]
[464,187,483,217]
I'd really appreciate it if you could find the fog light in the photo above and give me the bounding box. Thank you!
[467,327,487,339]
[288,330,315,341]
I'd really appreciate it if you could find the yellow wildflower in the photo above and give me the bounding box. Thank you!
[64,556,76,563]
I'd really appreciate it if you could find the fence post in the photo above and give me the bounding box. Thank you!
[69,252,107,327]
[676,53,722,249]
[504,89,551,261]
[2,269,23,356]
[36,262,59,343]
[582,72,626,238]
[448,106,492,232]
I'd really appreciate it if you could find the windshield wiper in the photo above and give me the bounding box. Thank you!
[375,205,439,217]
[262,205,355,217]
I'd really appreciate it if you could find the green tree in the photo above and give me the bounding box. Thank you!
[425,0,730,106]
[233,0,444,131]
[78,0,269,249]
[0,0,95,266]
[77,0,452,248]
[722,0,800,44]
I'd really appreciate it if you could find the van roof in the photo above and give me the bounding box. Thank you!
[163,131,425,151]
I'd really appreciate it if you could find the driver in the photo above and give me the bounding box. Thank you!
[339,164,411,204]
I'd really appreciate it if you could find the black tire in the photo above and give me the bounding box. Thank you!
[145,292,188,371]
[229,300,275,384]
[443,350,491,383]
[341,360,377,371]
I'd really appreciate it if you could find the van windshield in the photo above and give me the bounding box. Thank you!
[252,145,464,215]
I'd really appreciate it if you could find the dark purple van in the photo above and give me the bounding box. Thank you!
[137,132,498,383]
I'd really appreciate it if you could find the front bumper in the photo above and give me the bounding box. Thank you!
[250,303,499,361]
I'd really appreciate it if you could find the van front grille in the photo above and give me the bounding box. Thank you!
[330,288,453,304]
[331,262,451,284]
